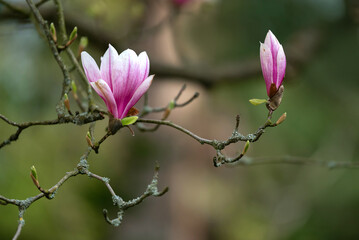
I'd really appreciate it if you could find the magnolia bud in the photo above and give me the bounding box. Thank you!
[260,30,286,98]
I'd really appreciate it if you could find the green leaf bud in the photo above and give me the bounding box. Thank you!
[50,22,57,42]
[79,36,88,49]
[249,99,267,106]
[71,81,77,94]
[121,116,138,126]
[276,112,287,125]
[30,165,38,181]
[168,100,175,110]
[69,26,78,41]
[242,140,250,155]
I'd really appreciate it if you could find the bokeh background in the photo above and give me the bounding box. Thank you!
[1,0,359,239]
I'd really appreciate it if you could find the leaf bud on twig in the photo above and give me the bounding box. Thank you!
[49,22,57,43]
[71,81,77,94]
[69,26,77,42]
[78,36,88,54]
[63,93,72,115]
[168,100,175,110]
[275,112,287,125]
[86,131,93,147]
[242,140,250,155]
[30,165,40,188]
[65,26,78,47]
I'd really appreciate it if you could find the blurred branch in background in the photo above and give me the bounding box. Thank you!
[0,1,323,88]
[230,156,359,169]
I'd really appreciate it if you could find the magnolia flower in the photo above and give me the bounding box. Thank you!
[260,30,286,98]
[172,0,192,6]
[81,45,154,119]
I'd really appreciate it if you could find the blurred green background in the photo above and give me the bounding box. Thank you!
[1,0,359,239]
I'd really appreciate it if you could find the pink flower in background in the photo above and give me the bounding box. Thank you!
[81,45,154,119]
[260,30,286,98]
[172,0,192,6]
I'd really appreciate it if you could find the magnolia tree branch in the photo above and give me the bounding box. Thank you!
[0,112,104,149]
[26,0,72,116]
[0,142,167,239]
[0,0,28,16]
[136,113,276,167]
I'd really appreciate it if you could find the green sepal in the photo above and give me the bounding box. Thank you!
[249,99,267,106]
[121,116,138,126]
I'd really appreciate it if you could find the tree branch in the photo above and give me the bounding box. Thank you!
[0,112,104,149]
[26,0,71,116]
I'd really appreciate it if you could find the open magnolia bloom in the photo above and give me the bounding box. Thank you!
[260,30,286,98]
[81,44,154,119]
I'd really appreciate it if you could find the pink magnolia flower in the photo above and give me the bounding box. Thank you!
[260,30,286,98]
[81,45,154,119]
[172,0,192,6]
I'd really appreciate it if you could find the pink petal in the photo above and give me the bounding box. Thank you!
[100,44,119,91]
[264,30,280,56]
[81,51,101,83]
[137,52,150,82]
[260,42,273,96]
[90,79,118,118]
[113,49,141,116]
[276,45,286,87]
[120,75,154,119]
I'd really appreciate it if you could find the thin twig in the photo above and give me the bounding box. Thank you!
[99,164,168,226]
[53,0,67,42]
[136,112,276,167]
[0,0,28,16]
[12,212,25,240]
[35,0,49,7]
[26,0,71,116]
